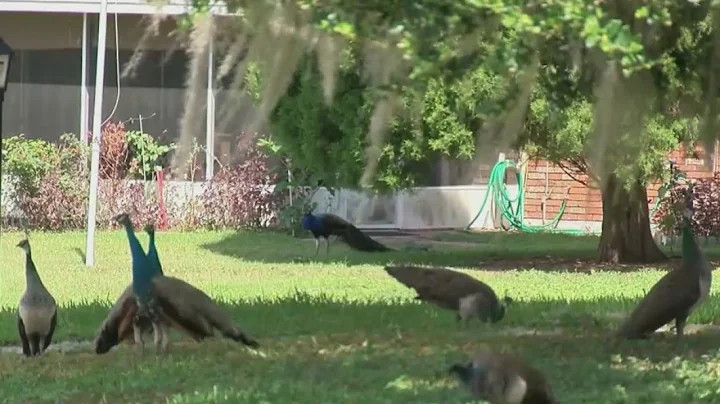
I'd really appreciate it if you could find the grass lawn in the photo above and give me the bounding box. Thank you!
[1,230,720,403]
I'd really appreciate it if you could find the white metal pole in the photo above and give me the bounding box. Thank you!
[85,4,109,267]
[205,19,215,180]
[80,13,88,143]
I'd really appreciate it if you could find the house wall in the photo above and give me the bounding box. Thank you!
[0,0,230,15]
[0,11,259,180]
[523,144,719,232]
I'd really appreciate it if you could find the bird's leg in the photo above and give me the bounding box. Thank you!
[675,316,687,339]
[159,322,170,353]
[133,317,145,356]
[314,238,320,256]
[147,301,166,355]
[151,321,169,355]
[325,237,330,255]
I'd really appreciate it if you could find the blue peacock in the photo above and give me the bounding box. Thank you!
[114,213,168,354]
[302,211,392,255]
[95,218,260,354]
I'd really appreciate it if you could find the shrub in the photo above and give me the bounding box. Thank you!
[653,172,720,240]
[99,121,130,180]
[3,127,168,231]
[16,133,90,230]
[201,142,282,230]
[1,134,58,202]
[126,130,174,180]
[97,180,159,230]
[20,171,87,230]
[275,186,315,236]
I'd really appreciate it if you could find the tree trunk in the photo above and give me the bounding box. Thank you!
[597,174,668,264]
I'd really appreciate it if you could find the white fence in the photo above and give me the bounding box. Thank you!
[309,185,518,230]
[1,176,515,230]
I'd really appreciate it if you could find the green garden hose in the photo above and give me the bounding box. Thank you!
[466,160,667,234]
[465,160,584,234]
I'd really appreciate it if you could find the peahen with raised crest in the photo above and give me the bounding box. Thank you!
[449,351,556,404]
[617,183,712,339]
[95,220,260,354]
[16,238,58,357]
[302,212,392,255]
[116,213,168,354]
[384,265,512,327]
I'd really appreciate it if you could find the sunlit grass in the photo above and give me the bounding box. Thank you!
[0,230,719,403]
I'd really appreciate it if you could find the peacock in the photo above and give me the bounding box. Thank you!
[384,265,512,327]
[116,213,169,354]
[16,238,58,357]
[617,183,712,339]
[302,211,392,255]
[95,220,260,354]
[448,351,556,404]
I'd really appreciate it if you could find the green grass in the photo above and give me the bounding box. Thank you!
[1,230,720,403]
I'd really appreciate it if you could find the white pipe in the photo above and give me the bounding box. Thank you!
[205,18,215,180]
[80,12,88,143]
[85,3,109,267]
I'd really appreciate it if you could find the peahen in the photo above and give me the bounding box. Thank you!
[16,238,58,357]
[95,221,260,354]
[302,212,392,255]
[449,351,556,404]
[116,213,169,354]
[617,184,712,339]
[384,265,512,327]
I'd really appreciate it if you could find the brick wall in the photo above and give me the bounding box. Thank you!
[523,145,718,223]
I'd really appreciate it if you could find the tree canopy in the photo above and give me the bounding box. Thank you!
[178,0,720,262]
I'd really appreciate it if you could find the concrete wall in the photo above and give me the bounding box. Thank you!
[309,185,519,230]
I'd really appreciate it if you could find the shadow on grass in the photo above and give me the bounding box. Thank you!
[201,231,599,269]
[2,294,720,402]
[2,293,720,402]
[201,230,720,272]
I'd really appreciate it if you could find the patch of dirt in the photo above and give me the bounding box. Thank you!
[473,258,720,273]
[0,339,93,355]
[376,235,479,249]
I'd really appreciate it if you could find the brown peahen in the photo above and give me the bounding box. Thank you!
[302,212,392,255]
[16,239,58,357]
[95,221,259,354]
[384,265,512,326]
[616,184,712,339]
[449,351,557,404]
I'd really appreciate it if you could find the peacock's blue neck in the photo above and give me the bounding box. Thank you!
[147,235,163,276]
[122,222,151,301]
[302,214,318,231]
[682,216,701,264]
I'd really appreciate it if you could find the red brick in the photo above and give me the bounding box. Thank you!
[526,172,545,180]
[522,148,720,221]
